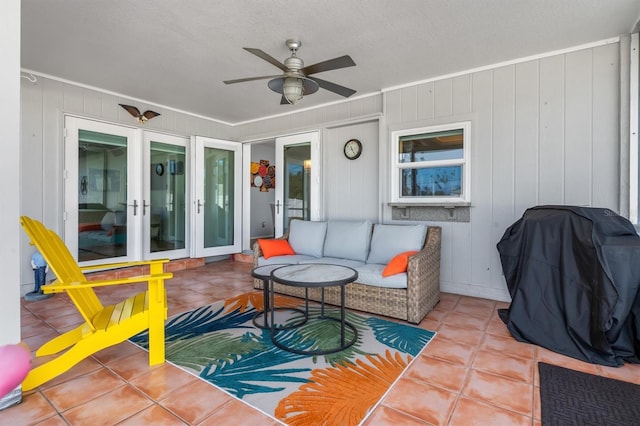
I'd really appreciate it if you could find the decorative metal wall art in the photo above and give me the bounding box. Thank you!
[251,160,275,192]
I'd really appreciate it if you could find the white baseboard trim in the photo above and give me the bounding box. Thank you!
[440,281,511,303]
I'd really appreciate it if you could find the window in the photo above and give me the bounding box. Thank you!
[391,121,471,204]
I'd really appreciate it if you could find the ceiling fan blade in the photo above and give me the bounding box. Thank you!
[223,75,281,84]
[308,76,356,98]
[244,48,289,72]
[302,55,356,75]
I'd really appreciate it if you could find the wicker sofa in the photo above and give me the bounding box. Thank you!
[253,219,441,324]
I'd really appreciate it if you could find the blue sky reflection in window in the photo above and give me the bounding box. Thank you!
[402,166,462,197]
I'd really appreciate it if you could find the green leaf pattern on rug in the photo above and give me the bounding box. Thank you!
[166,330,264,371]
[203,328,312,398]
[274,306,370,366]
[129,293,437,426]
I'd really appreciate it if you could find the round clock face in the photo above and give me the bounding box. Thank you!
[344,139,362,160]
[155,163,164,176]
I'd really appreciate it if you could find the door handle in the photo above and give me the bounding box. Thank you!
[275,200,281,214]
[143,200,150,216]
[197,199,205,214]
[128,199,139,216]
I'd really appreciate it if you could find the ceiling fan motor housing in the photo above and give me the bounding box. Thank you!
[285,56,304,72]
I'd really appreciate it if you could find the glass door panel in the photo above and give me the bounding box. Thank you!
[274,132,320,237]
[283,144,311,226]
[77,130,128,261]
[147,139,188,257]
[65,116,139,264]
[204,147,234,248]
[193,137,242,257]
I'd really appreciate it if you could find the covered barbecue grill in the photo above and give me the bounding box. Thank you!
[497,205,640,366]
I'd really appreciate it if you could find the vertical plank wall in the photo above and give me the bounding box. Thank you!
[385,42,620,300]
[322,121,380,221]
[20,41,622,302]
[19,76,234,290]
[235,95,384,223]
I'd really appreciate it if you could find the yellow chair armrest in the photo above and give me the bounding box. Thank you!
[42,273,173,293]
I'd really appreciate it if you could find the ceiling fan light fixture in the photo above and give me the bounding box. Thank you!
[283,77,304,104]
[268,76,319,105]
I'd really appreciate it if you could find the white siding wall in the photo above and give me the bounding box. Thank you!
[323,121,380,221]
[384,43,621,301]
[20,41,623,303]
[233,95,383,142]
[235,95,384,223]
[235,43,621,302]
[1,0,21,345]
[19,76,234,294]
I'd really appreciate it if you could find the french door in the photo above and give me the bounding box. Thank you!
[144,131,189,260]
[274,132,320,237]
[65,117,140,264]
[65,118,242,263]
[66,117,192,264]
[192,136,242,257]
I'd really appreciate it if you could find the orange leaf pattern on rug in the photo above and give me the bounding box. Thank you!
[275,349,411,426]
[130,295,436,425]
[224,291,301,312]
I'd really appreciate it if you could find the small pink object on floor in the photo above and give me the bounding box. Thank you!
[0,344,31,398]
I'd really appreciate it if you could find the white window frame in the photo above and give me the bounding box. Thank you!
[390,121,471,204]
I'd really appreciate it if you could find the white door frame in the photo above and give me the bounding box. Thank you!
[64,116,141,265]
[191,136,243,257]
[143,131,190,260]
[274,131,320,237]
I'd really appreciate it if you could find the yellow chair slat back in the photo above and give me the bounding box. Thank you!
[20,216,103,323]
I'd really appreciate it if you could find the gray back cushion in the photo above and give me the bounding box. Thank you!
[288,219,327,258]
[367,223,428,264]
[323,220,373,262]
[100,212,115,231]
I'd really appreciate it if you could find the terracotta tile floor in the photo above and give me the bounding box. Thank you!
[5,259,640,425]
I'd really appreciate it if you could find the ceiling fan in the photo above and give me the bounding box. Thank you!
[223,38,356,105]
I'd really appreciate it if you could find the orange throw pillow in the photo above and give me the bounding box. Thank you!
[382,251,419,277]
[258,239,295,259]
[78,223,102,232]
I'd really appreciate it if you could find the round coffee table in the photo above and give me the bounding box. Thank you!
[270,263,358,355]
[251,264,307,330]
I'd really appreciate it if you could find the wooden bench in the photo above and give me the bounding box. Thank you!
[20,216,172,391]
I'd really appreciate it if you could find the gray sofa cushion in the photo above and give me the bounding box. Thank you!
[300,257,365,269]
[366,223,428,264]
[100,212,115,231]
[354,263,408,289]
[257,254,316,266]
[288,219,327,258]
[323,220,373,262]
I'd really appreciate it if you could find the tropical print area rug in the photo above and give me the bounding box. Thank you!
[131,292,436,426]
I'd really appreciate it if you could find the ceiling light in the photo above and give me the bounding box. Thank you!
[268,76,319,105]
[283,77,304,104]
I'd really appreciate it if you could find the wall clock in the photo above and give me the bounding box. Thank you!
[344,139,362,160]
[155,163,164,176]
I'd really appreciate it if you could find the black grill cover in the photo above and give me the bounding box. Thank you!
[497,206,640,366]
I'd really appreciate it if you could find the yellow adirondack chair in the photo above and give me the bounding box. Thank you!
[20,216,172,391]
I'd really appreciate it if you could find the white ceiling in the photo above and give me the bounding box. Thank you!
[21,0,640,125]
